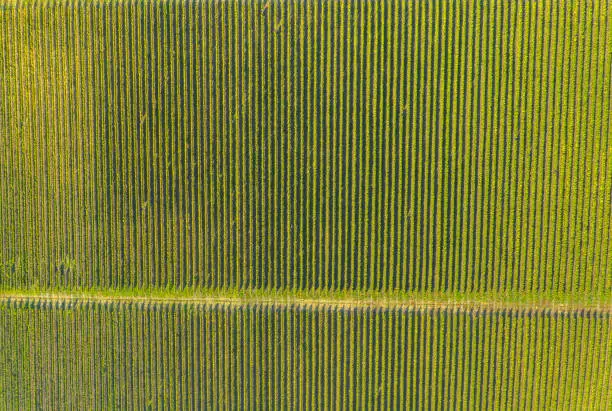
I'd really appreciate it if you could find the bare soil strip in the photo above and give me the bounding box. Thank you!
[0,290,610,313]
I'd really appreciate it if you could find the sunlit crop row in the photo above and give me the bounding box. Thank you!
[0,300,609,409]
[1,0,610,293]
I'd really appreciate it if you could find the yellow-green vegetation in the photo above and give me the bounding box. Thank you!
[1,0,611,408]
[0,300,610,409]
[1,0,610,293]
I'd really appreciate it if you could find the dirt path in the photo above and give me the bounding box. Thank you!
[1,290,610,313]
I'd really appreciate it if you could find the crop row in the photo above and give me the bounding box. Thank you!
[0,300,609,409]
[1,0,611,293]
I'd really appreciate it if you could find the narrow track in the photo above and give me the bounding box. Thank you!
[1,290,610,313]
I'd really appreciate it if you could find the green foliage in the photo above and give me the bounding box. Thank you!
[0,0,610,293]
[0,301,608,409]
[0,0,610,408]
[0,255,27,285]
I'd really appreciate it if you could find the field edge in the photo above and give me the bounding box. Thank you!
[0,287,610,312]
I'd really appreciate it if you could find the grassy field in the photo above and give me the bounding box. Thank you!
[0,0,611,408]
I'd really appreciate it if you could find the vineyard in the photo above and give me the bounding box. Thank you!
[0,300,610,409]
[0,0,611,408]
